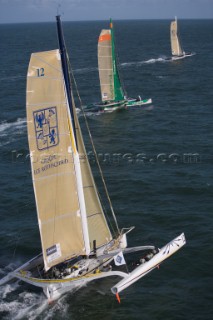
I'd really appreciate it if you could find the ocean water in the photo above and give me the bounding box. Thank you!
[0,19,212,320]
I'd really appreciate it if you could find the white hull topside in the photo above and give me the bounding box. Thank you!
[171,52,195,60]
[126,98,152,107]
[0,233,186,301]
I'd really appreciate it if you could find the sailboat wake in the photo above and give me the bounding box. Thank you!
[0,276,42,320]
[121,57,171,67]
[0,267,72,320]
[144,57,171,63]
[0,118,26,147]
[0,118,26,134]
[73,67,97,74]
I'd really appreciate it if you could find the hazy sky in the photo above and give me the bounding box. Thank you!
[0,0,213,24]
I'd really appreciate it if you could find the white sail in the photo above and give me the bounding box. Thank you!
[26,49,90,271]
[98,29,114,101]
[170,17,183,56]
[73,109,112,248]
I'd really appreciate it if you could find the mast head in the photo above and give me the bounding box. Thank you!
[110,18,113,29]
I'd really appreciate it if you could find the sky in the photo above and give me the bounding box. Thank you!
[0,0,213,24]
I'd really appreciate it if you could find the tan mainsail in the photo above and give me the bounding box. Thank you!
[98,30,114,101]
[170,18,183,56]
[74,109,112,248]
[26,49,86,270]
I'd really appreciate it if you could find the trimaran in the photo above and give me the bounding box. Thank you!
[0,16,185,302]
[88,19,152,112]
[170,17,194,60]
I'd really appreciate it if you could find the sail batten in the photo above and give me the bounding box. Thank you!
[27,101,68,106]
[33,172,74,182]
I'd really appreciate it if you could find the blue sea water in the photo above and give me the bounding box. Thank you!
[0,19,212,319]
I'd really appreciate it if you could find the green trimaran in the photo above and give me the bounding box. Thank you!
[89,19,152,112]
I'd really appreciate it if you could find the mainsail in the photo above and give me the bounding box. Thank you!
[26,50,87,270]
[98,20,124,103]
[98,29,114,101]
[170,17,183,56]
[26,48,112,271]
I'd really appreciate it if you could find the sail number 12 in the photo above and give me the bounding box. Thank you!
[37,68,44,77]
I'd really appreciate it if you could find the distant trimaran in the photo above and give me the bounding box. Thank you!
[0,16,185,302]
[170,17,194,60]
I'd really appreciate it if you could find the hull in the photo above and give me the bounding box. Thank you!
[172,52,195,60]
[0,252,127,301]
[16,267,127,301]
[86,100,127,113]
[86,97,152,113]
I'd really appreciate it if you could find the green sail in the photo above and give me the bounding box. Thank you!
[110,19,125,102]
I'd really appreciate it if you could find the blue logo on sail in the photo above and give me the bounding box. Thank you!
[34,107,59,150]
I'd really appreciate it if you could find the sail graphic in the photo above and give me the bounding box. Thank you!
[26,50,87,270]
[170,18,183,56]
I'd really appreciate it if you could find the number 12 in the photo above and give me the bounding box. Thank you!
[37,68,44,77]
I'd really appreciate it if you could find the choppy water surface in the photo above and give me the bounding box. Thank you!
[0,20,212,319]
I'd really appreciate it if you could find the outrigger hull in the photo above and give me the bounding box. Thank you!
[126,98,152,107]
[111,233,186,296]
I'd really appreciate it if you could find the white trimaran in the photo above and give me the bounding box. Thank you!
[0,16,186,302]
[170,17,193,60]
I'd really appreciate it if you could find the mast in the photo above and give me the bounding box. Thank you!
[56,15,90,256]
[56,15,78,148]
